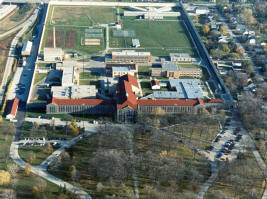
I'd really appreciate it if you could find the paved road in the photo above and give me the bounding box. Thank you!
[10,123,99,199]
[0,6,40,105]
[6,4,47,104]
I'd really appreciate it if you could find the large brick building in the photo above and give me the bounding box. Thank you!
[46,74,223,122]
[46,98,115,114]
[151,62,202,79]
[116,74,222,122]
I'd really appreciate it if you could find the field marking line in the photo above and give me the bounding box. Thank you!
[50,5,55,25]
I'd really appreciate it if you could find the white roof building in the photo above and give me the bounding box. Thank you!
[44,48,64,62]
[51,85,98,99]
[170,53,196,62]
[62,66,74,87]
[21,41,33,56]
[124,6,180,20]
[112,50,151,57]
[195,7,209,15]
[132,39,140,48]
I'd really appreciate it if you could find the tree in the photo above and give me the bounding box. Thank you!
[90,149,131,182]
[7,163,19,178]
[35,177,47,192]
[220,44,230,54]
[70,165,79,182]
[69,120,79,136]
[219,25,228,35]
[202,24,210,35]
[235,47,243,56]
[0,170,11,185]
[32,186,39,197]
[57,194,69,199]
[2,189,16,199]
[27,152,36,164]
[248,15,256,24]
[44,143,53,154]
[25,165,31,176]
[193,15,199,23]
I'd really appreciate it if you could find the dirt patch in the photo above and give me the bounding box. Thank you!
[0,33,16,84]
[55,30,63,48]
[65,30,76,48]
[45,30,53,47]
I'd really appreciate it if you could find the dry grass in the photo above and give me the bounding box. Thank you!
[0,33,17,84]
[0,5,36,34]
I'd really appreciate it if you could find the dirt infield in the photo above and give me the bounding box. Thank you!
[65,30,76,48]
[45,30,53,47]
[55,30,63,48]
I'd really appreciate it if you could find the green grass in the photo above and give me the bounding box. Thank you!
[18,146,54,166]
[37,63,51,69]
[141,81,153,96]
[34,73,47,84]
[51,6,117,26]
[138,66,150,79]
[20,121,82,139]
[0,121,70,199]
[110,20,196,56]
[79,80,100,88]
[42,26,106,55]
[10,4,34,22]
[79,71,100,80]
[179,64,200,68]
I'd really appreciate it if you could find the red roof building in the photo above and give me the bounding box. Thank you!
[117,74,139,110]
[6,98,19,120]
[51,98,114,106]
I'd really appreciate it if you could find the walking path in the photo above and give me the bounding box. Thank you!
[10,123,100,199]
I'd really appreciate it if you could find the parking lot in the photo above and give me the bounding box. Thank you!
[207,116,248,162]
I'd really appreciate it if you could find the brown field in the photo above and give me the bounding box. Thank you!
[45,30,53,47]
[65,30,76,48]
[55,30,63,47]
[0,33,16,84]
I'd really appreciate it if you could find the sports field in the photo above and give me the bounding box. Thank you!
[110,20,197,56]
[50,6,117,26]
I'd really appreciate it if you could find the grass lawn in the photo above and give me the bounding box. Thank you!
[51,6,116,26]
[20,121,82,139]
[37,63,51,69]
[138,66,150,79]
[48,126,211,198]
[110,20,196,56]
[168,123,220,150]
[0,121,69,198]
[79,71,100,80]
[34,72,47,84]
[79,80,100,88]
[133,129,210,197]
[141,81,153,96]
[179,64,200,68]
[18,146,54,166]
[204,151,265,199]
[42,25,106,55]
[0,4,37,34]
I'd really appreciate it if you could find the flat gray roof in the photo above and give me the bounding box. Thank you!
[51,85,98,99]
[161,62,178,71]
[142,78,203,99]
